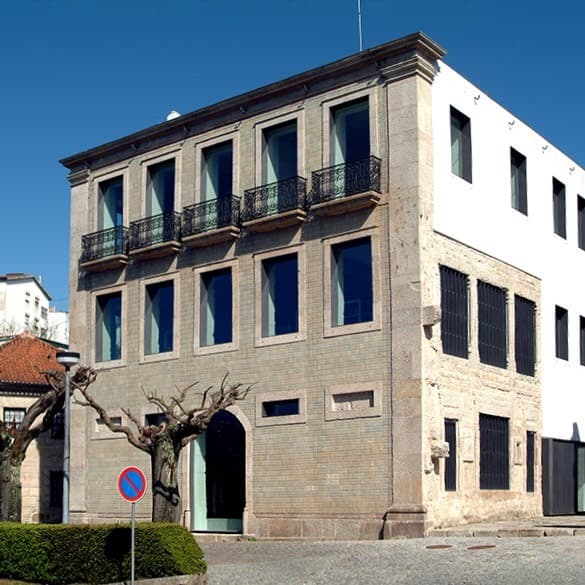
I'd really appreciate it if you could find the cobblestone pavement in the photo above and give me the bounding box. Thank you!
[202,536,585,585]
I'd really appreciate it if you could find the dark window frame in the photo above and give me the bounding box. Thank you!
[200,267,233,347]
[478,281,508,369]
[479,413,510,490]
[450,106,472,183]
[514,295,536,376]
[578,195,585,251]
[95,291,122,363]
[580,315,585,367]
[510,148,527,215]
[555,305,569,360]
[145,280,174,355]
[439,265,469,358]
[444,419,457,492]
[526,431,535,492]
[262,399,300,418]
[553,177,567,238]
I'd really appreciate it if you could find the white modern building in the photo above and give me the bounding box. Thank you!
[47,307,70,346]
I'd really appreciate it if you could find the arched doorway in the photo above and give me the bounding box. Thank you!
[191,410,245,532]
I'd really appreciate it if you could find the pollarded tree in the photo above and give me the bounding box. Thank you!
[0,367,95,522]
[73,369,251,523]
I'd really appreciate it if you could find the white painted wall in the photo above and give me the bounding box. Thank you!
[0,277,50,336]
[47,309,69,345]
[432,63,585,441]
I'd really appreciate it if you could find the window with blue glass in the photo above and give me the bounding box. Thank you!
[201,268,233,347]
[96,292,121,362]
[261,253,298,337]
[203,142,233,200]
[331,237,373,327]
[145,281,174,355]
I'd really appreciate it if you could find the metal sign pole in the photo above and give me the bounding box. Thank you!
[131,502,136,585]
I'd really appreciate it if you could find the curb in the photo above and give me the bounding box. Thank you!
[429,527,585,538]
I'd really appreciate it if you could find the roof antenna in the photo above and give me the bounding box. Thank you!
[357,0,364,51]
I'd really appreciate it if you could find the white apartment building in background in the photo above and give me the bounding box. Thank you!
[0,273,69,345]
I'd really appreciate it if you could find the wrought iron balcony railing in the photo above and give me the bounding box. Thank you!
[182,196,240,237]
[129,212,181,251]
[242,176,307,223]
[81,226,128,263]
[310,156,381,205]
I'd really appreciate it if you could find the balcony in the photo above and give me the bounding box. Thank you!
[80,226,129,272]
[242,176,307,233]
[182,196,240,248]
[310,156,381,216]
[129,212,181,261]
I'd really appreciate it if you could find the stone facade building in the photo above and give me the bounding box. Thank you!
[61,32,556,538]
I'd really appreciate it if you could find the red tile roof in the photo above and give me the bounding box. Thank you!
[0,333,64,386]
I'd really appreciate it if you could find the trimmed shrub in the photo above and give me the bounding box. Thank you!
[0,522,206,584]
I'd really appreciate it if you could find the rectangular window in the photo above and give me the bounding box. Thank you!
[147,159,175,216]
[202,141,233,200]
[331,98,370,164]
[262,399,300,417]
[145,413,168,426]
[331,237,372,327]
[200,268,233,347]
[579,317,585,366]
[479,413,509,490]
[510,148,527,215]
[578,195,585,251]
[263,121,297,184]
[450,106,472,182]
[526,431,535,492]
[145,281,174,355]
[99,176,123,229]
[478,281,507,368]
[515,295,536,376]
[444,419,457,491]
[49,471,64,507]
[555,305,568,360]
[96,292,122,362]
[440,266,469,358]
[3,407,25,425]
[553,178,566,238]
[261,253,298,337]
[41,307,48,320]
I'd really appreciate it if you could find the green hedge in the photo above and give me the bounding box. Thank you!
[0,522,206,584]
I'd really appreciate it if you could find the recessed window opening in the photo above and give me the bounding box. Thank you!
[201,268,233,347]
[99,176,123,229]
[263,121,297,184]
[331,390,374,412]
[450,107,472,182]
[555,305,569,360]
[553,178,566,238]
[145,413,169,426]
[147,159,175,216]
[261,253,298,337]
[444,419,457,492]
[145,281,174,355]
[578,196,585,251]
[331,98,370,165]
[510,148,527,215]
[580,316,585,366]
[526,431,535,492]
[96,292,122,362]
[97,416,121,428]
[331,237,373,327]
[514,295,536,376]
[478,281,507,368]
[202,142,233,200]
[479,414,509,490]
[262,399,299,417]
[439,266,469,358]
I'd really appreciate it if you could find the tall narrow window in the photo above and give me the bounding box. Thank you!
[147,159,175,216]
[450,106,472,183]
[263,121,297,184]
[331,237,373,327]
[478,281,507,368]
[440,266,469,358]
[200,268,233,347]
[261,253,298,337]
[515,295,536,376]
[555,305,568,360]
[331,98,370,165]
[479,413,509,490]
[98,176,123,229]
[526,431,535,492]
[553,178,566,238]
[444,419,457,491]
[96,292,122,362]
[202,142,233,200]
[145,281,174,355]
[578,195,585,251]
[510,148,527,215]
[579,317,585,366]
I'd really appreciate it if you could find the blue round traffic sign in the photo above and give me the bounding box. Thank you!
[118,466,147,503]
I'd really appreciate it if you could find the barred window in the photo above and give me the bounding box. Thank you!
[515,295,536,376]
[526,431,535,492]
[444,419,457,491]
[480,414,509,490]
[478,281,507,368]
[439,266,468,358]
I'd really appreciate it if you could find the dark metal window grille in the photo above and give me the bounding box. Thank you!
[526,431,535,492]
[242,176,306,222]
[479,414,509,490]
[444,419,457,491]
[129,211,181,250]
[478,281,507,368]
[440,266,469,358]
[553,178,566,238]
[182,196,240,237]
[578,196,585,251]
[555,305,568,360]
[450,107,472,183]
[515,295,536,376]
[81,226,128,262]
[579,317,585,366]
[510,148,527,215]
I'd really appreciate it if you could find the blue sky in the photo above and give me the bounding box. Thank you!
[1,0,583,310]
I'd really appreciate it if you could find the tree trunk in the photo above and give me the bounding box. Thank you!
[0,451,22,522]
[151,436,182,523]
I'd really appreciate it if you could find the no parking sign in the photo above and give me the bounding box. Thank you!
[118,466,147,503]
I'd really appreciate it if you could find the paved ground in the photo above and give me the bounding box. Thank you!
[202,537,585,584]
